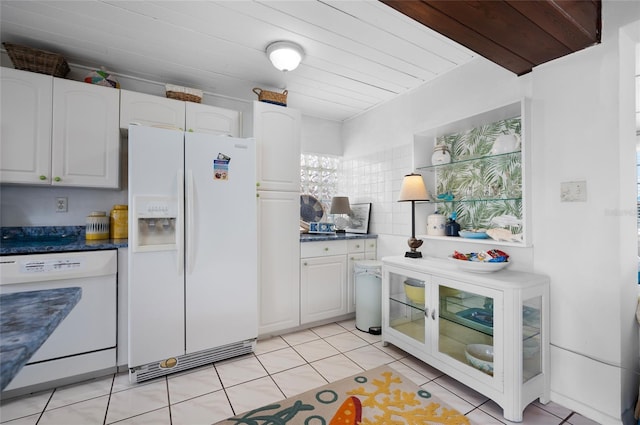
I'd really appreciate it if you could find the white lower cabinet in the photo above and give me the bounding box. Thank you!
[382,256,549,422]
[300,254,347,324]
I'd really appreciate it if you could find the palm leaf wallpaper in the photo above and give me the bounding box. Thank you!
[434,117,522,234]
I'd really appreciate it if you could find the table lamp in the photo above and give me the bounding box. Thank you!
[398,173,430,258]
[330,196,351,233]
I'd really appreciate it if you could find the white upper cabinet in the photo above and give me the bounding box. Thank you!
[0,68,120,188]
[120,90,241,136]
[0,67,53,185]
[52,78,120,188]
[120,90,185,130]
[253,101,301,192]
[185,102,240,136]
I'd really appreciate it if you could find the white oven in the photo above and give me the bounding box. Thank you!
[0,250,117,396]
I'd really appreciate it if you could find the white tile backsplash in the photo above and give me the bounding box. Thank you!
[341,143,413,236]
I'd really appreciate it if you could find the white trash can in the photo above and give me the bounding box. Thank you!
[354,260,383,334]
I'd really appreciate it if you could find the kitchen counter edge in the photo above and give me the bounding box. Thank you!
[300,233,377,242]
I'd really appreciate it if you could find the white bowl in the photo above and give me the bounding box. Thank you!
[448,256,510,273]
[465,344,494,375]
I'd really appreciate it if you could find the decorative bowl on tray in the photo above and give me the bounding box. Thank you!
[459,230,489,239]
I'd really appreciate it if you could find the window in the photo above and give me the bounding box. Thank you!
[300,154,341,216]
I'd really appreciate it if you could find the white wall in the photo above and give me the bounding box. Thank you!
[342,2,640,423]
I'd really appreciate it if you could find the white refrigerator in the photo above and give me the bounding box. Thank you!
[127,125,257,382]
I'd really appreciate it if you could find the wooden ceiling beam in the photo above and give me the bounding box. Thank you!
[380,0,601,76]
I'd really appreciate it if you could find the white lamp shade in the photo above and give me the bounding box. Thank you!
[330,196,351,214]
[267,41,304,71]
[398,173,430,202]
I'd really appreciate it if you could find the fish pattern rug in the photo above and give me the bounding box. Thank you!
[213,365,472,424]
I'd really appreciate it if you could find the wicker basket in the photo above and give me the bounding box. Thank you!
[253,88,287,106]
[3,43,70,77]
[165,84,202,103]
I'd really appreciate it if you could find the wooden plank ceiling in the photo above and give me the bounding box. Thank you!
[381,0,601,76]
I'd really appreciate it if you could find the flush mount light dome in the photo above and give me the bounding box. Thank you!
[266,41,304,72]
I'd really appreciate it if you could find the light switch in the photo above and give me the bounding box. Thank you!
[560,181,587,202]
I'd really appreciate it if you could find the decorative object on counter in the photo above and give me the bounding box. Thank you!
[345,203,371,234]
[431,143,451,165]
[330,196,351,233]
[437,191,454,201]
[486,228,522,243]
[266,40,304,72]
[427,210,446,236]
[109,204,128,239]
[299,220,310,233]
[398,173,430,258]
[3,42,70,77]
[84,67,120,88]
[300,194,324,223]
[85,211,110,240]
[449,249,510,273]
[165,84,202,103]
[459,230,489,239]
[309,222,335,234]
[445,212,460,237]
[253,87,288,107]
[491,132,521,155]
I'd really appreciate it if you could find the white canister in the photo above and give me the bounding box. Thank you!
[86,211,110,240]
[431,145,451,165]
[427,211,446,236]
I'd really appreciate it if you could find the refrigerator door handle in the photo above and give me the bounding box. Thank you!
[177,169,184,275]
[186,169,195,274]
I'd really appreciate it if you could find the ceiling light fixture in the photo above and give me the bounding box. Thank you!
[266,41,304,72]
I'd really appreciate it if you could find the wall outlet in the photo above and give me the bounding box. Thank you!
[56,197,68,212]
[560,181,587,202]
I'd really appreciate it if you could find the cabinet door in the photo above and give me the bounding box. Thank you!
[253,101,300,191]
[52,79,120,188]
[0,67,52,184]
[120,90,185,130]
[257,191,301,335]
[384,267,430,347]
[300,255,347,324]
[185,102,241,136]
[434,276,503,389]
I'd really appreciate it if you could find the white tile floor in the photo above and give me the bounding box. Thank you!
[0,319,599,425]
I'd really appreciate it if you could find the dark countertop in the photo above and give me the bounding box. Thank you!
[0,287,82,391]
[300,233,377,242]
[1,226,128,255]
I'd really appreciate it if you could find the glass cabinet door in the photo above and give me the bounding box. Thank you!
[387,270,427,344]
[523,296,542,382]
[437,283,498,377]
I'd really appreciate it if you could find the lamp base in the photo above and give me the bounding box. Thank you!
[404,251,422,258]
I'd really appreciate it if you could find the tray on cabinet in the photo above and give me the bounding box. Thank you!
[440,307,494,336]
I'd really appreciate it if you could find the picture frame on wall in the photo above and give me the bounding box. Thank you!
[346,203,371,234]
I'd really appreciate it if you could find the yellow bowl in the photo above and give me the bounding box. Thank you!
[404,279,425,304]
